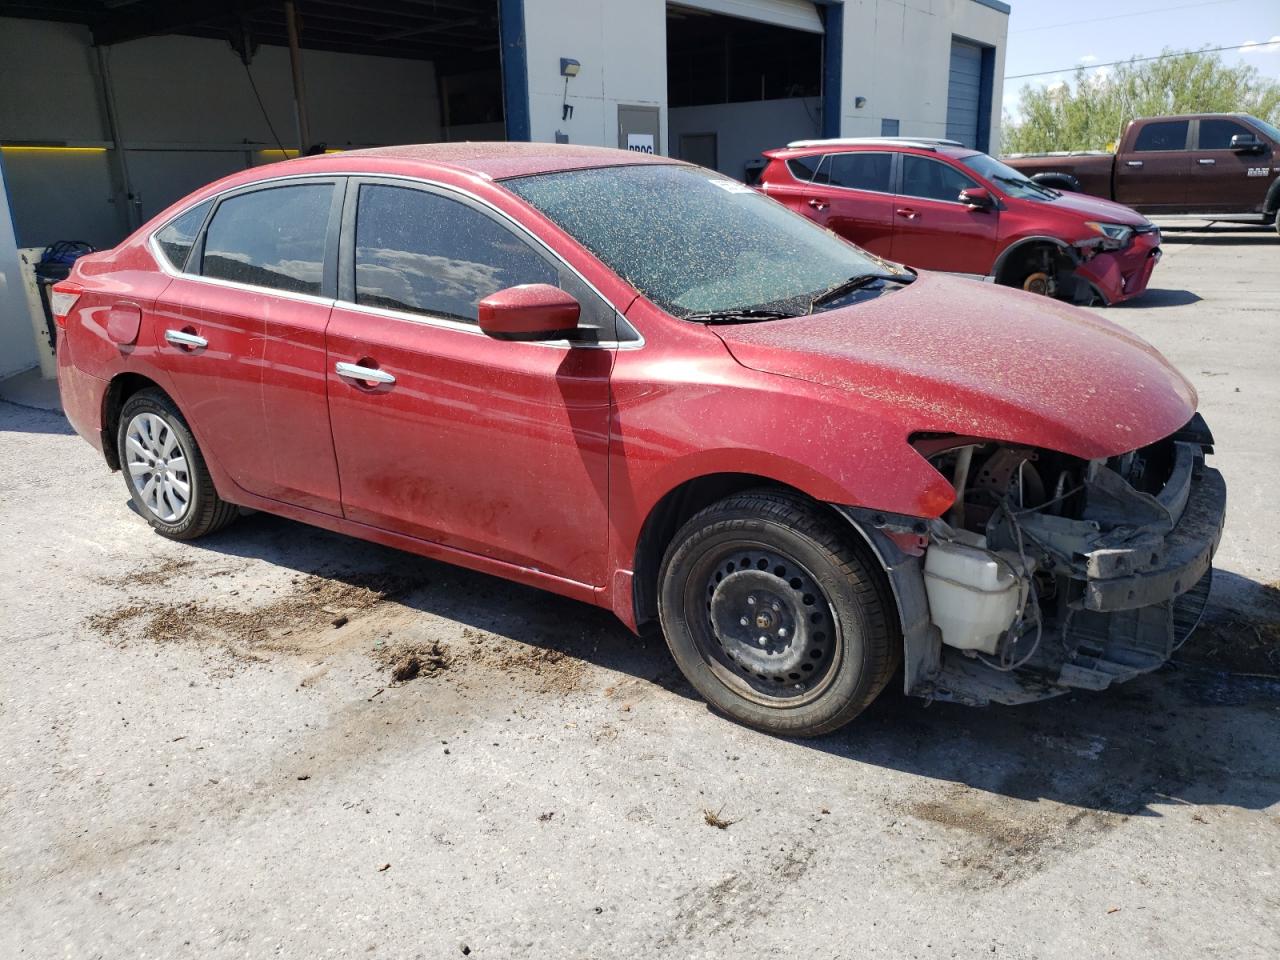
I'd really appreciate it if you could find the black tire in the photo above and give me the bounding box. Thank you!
[116,388,238,541]
[658,489,899,737]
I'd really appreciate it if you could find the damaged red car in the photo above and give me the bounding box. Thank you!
[758,138,1162,305]
[54,144,1224,737]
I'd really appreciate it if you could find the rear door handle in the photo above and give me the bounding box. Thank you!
[895,207,919,220]
[164,328,207,350]
[1197,158,1216,165]
[807,197,829,211]
[336,361,396,386]
[1125,160,1144,167]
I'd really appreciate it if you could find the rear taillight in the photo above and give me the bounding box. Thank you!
[49,282,83,328]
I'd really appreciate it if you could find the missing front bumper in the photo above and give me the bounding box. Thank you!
[887,432,1227,707]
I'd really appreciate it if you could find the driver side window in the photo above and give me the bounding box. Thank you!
[899,155,978,203]
[354,184,557,323]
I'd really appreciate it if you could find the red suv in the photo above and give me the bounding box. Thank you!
[55,144,1223,737]
[758,138,1162,304]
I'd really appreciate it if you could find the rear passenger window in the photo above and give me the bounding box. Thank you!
[201,184,333,295]
[154,199,211,272]
[786,156,823,182]
[1198,118,1254,150]
[353,184,557,323]
[1133,120,1189,152]
[899,155,977,203]
[827,152,893,192]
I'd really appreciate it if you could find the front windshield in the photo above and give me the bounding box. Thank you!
[502,164,895,318]
[1245,115,1280,142]
[960,152,1060,201]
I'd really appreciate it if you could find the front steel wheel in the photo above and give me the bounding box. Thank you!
[116,389,238,540]
[658,490,899,737]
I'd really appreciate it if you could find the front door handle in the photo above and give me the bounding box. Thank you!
[336,361,396,386]
[807,197,829,211]
[1125,160,1144,167]
[895,207,919,220]
[1197,158,1216,165]
[164,328,207,350]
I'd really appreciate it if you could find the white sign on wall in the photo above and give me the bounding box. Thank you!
[626,133,655,154]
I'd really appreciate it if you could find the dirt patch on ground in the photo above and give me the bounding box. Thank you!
[94,557,201,588]
[372,640,453,682]
[87,571,413,660]
[87,574,591,694]
[454,626,588,694]
[906,786,1118,887]
[1180,588,1280,678]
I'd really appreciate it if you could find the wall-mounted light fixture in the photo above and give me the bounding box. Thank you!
[854,96,867,109]
[560,59,581,121]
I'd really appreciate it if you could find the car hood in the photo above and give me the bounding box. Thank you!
[1038,189,1149,226]
[712,273,1196,460]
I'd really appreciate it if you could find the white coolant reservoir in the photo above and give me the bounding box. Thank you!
[923,531,1024,655]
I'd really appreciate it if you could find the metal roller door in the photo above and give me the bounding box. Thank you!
[672,0,823,33]
[946,38,984,148]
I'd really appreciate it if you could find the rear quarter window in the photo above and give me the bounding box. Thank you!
[786,156,823,182]
[154,199,212,272]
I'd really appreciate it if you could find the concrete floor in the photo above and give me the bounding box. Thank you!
[2,226,1277,959]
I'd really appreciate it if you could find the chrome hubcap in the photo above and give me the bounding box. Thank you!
[125,412,191,523]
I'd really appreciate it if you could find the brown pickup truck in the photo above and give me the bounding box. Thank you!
[1004,114,1280,233]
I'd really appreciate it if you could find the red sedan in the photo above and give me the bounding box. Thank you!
[54,144,1224,736]
[758,138,1162,304]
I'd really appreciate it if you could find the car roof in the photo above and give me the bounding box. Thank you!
[258,142,685,182]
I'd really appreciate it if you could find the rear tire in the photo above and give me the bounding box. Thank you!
[116,388,238,541]
[658,490,899,737]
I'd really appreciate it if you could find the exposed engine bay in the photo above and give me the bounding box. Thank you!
[839,414,1227,706]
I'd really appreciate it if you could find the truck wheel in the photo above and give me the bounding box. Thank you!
[658,489,899,737]
[116,388,238,541]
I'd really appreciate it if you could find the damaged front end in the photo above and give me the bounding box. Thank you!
[839,415,1226,706]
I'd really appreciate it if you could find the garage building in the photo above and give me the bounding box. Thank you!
[0,0,1008,388]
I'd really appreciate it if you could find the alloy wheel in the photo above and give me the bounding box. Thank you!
[124,412,192,523]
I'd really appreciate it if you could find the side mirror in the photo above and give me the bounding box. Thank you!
[959,186,994,210]
[478,283,581,341]
[1229,133,1264,154]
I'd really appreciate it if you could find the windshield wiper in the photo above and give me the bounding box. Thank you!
[809,271,914,310]
[682,308,799,324]
[995,174,1059,198]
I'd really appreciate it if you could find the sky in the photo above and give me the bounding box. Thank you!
[1001,0,1280,120]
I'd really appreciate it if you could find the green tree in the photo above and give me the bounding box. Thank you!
[1003,48,1280,154]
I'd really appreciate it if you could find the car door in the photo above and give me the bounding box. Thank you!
[820,151,897,257]
[325,179,615,586]
[153,179,345,515]
[1191,117,1274,212]
[1115,119,1190,211]
[889,154,997,274]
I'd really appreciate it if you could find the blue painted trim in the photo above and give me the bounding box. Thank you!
[969,0,1011,15]
[498,0,530,141]
[817,2,843,139]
